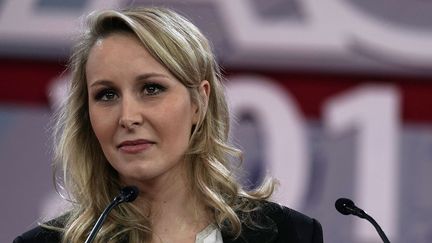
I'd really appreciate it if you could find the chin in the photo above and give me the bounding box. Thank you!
[118,166,162,182]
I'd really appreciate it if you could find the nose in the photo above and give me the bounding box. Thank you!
[118,96,143,129]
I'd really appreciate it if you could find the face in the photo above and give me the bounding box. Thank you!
[86,33,206,185]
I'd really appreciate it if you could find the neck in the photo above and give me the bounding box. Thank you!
[123,162,212,241]
[120,158,191,207]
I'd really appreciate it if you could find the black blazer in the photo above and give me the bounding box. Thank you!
[14,202,323,243]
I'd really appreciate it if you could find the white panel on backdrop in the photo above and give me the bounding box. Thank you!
[0,0,119,44]
[215,0,432,66]
[1,0,432,72]
[309,0,432,64]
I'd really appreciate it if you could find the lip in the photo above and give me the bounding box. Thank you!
[117,139,155,154]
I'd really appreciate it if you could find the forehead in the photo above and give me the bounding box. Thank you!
[87,34,155,77]
[90,32,143,55]
[84,32,188,90]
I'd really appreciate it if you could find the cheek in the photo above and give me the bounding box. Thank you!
[89,106,116,144]
[89,107,100,136]
[160,101,194,144]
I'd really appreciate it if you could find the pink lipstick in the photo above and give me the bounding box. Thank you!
[117,139,154,154]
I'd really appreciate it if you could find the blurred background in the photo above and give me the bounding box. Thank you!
[1,0,432,242]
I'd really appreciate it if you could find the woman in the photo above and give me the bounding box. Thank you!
[14,7,323,243]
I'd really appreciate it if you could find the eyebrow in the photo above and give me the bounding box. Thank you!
[89,72,171,88]
[136,73,170,81]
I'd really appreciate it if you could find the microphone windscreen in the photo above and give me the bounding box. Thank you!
[120,186,139,202]
[335,198,355,215]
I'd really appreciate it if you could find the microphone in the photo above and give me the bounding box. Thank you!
[335,198,390,243]
[84,186,139,243]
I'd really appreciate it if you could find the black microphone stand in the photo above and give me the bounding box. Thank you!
[361,213,390,243]
[335,197,390,243]
[84,186,139,243]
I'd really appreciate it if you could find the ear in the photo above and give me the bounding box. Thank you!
[192,80,210,124]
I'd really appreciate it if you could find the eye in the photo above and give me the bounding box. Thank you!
[142,83,166,96]
[95,88,118,101]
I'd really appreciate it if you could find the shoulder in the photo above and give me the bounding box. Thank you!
[13,226,61,243]
[226,200,323,243]
[13,216,66,243]
[259,201,323,243]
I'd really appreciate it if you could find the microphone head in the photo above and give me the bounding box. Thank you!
[335,197,355,215]
[119,186,139,203]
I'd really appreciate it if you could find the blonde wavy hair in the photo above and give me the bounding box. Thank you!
[53,7,275,243]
